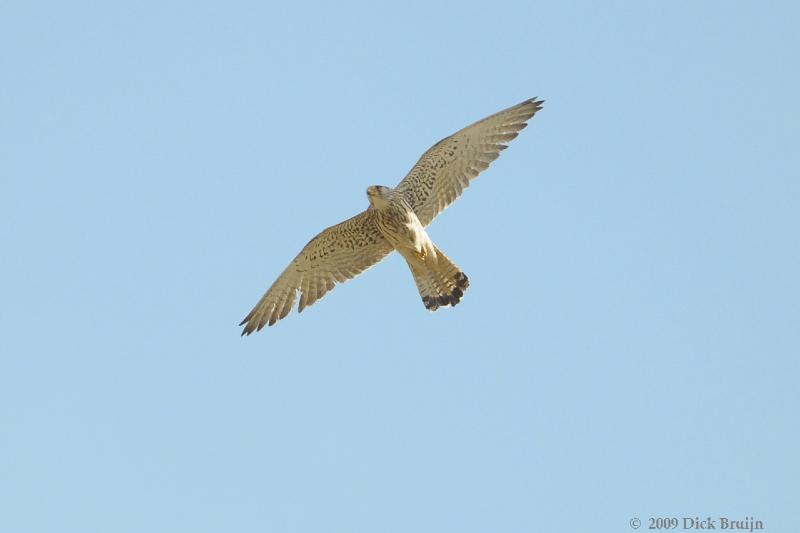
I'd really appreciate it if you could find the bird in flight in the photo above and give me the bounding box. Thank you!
[239,97,544,335]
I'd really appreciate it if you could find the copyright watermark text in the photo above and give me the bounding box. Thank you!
[629,516,764,531]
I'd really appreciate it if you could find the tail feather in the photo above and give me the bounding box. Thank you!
[408,246,470,311]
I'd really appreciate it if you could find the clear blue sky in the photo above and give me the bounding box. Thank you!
[2,1,798,532]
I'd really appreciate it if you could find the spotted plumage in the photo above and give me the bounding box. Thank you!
[239,98,544,335]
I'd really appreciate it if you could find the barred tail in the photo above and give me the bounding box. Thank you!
[407,246,470,311]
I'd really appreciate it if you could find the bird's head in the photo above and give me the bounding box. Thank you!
[366,185,391,208]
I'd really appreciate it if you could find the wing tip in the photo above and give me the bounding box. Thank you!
[521,97,545,114]
[239,315,250,335]
[509,97,544,124]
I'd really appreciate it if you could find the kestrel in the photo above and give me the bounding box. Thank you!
[240,98,544,334]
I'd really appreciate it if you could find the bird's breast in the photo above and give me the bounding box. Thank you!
[375,202,430,256]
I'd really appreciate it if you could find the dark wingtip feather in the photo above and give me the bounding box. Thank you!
[521,97,545,113]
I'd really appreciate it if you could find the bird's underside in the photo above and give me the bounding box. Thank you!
[239,97,544,335]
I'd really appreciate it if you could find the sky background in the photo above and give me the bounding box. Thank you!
[1,1,798,532]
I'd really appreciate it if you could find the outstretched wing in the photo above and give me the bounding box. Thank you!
[239,209,393,334]
[395,98,544,227]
